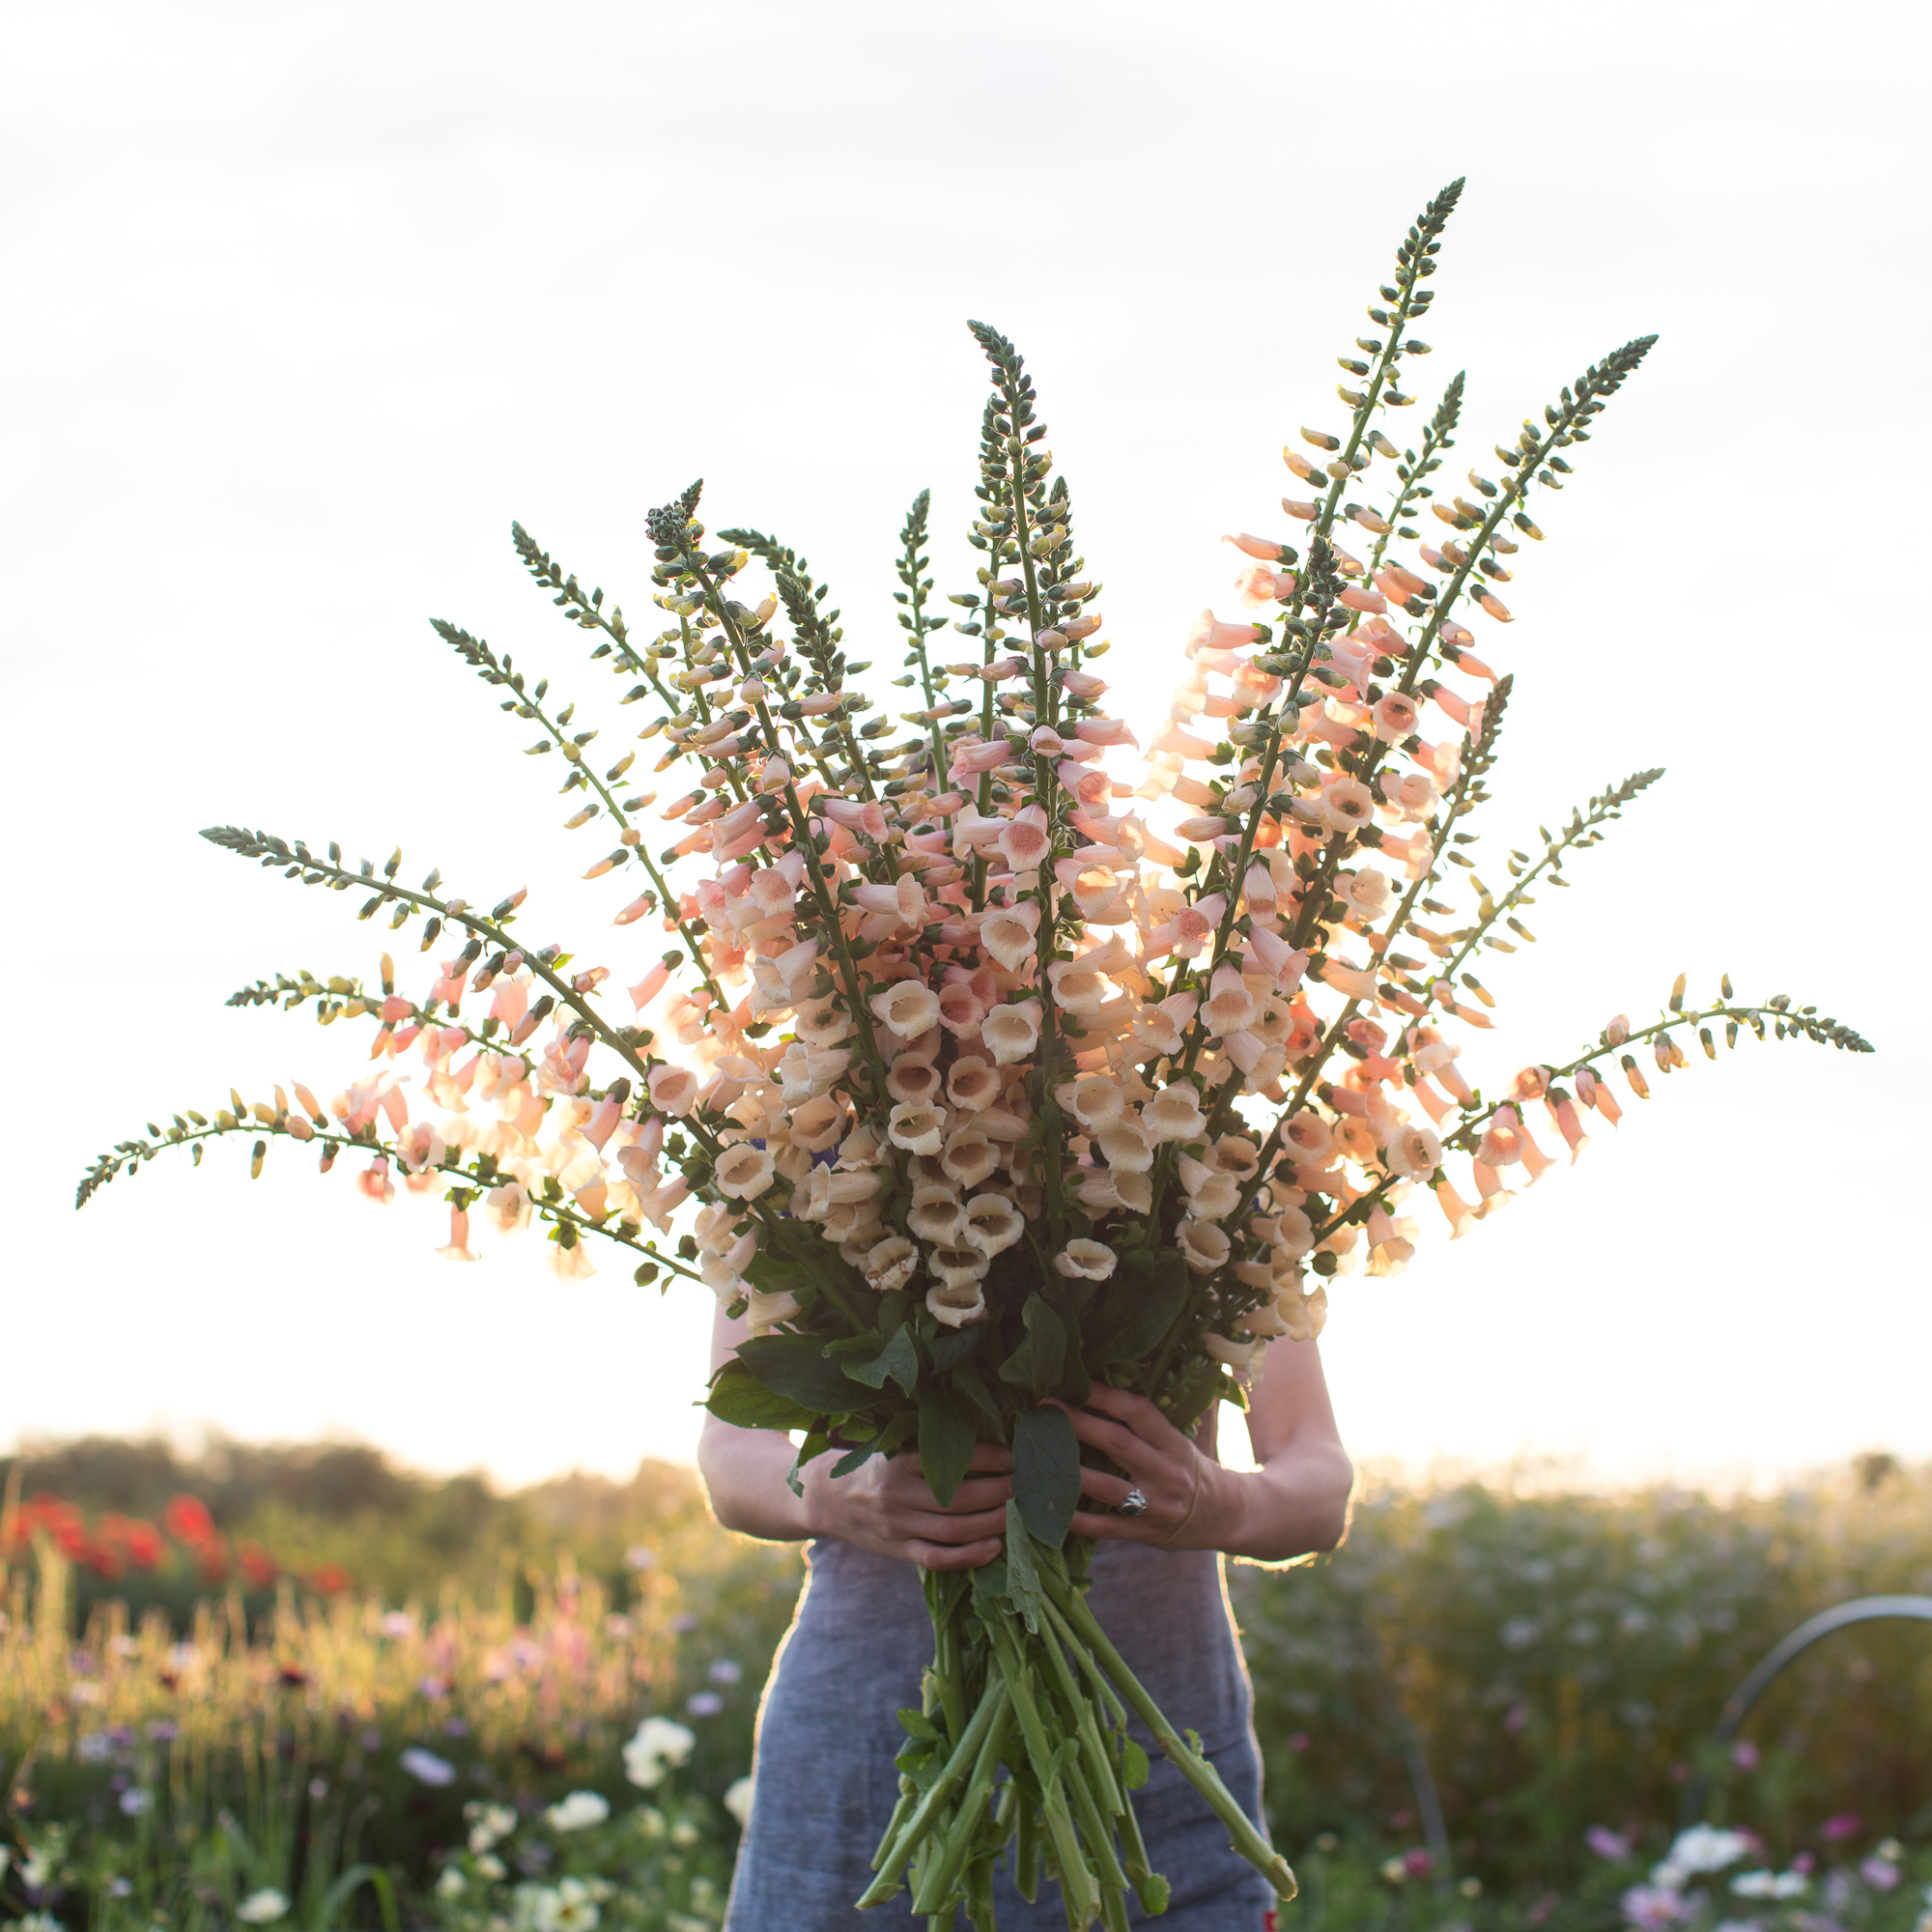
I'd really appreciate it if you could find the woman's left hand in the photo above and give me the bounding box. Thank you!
[1058,1384,1223,1550]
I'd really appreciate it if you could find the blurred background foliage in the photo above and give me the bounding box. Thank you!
[1236,1456,1932,1889]
[3,1436,1928,1925]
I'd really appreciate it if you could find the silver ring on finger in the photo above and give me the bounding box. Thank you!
[1117,1487,1149,1518]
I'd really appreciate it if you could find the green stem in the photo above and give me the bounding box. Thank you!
[1042,1571,1297,1902]
[1036,1594,1124,1818]
[860,1675,1008,1902]
[987,1617,1098,1925]
[911,1696,1013,1915]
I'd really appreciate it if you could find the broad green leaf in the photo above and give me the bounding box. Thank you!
[844,1324,919,1393]
[1121,1737,1151,1791]
[996,1294,1065,1400]
[929,1325,981,1373]
[1012,1403,1081,1548]
[1004,1499,1043,1633]
[736,1333,865,1412]
[953,1360,1003,1425]
[705,1361,817,1433]
[1092,1284,1186,1367]
[918,1386,978,1508]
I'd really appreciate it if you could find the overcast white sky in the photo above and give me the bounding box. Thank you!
[4,0,1926,1492]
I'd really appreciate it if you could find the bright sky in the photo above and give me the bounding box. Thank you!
[4,0,1926,1492]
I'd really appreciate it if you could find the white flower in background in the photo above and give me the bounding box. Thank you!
[236,1889,291,1923]
[1651,1825,1752,1892]
[117,1787,154,1816]
[724,1776,754,1828]
[622,1715,696,1789]
[1732,1870,1806,1899]
[399,1746,456,1786]
[379,1611,417,1640]
[528,1877,601,1931]
[466,1800,518,1853]
[511,1883,557,1932]
[16,1915,64,1932]
[436,1867,468,1899]
[476,1854,507,1882]
[542,1790,611,1833]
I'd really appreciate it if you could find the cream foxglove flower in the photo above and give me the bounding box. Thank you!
[714,1144,776,1200]
[1143,1083,1208,1144]
[964,1194,1025,1258]
[981,1000,1042,1066]
[864,1236,920,1293]
[907,1183,967,1244]
[887,1102,947,1156]
[1054,1239,1117,1281]
[871,980,941,1040]
[1178,1219,1231,1273]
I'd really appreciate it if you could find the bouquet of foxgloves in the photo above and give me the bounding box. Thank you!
[82,180,1869,1930]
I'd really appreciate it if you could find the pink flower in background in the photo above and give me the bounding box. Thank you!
[1621,1886,1692,1931]
[1589,1828,1634,1861]
[1858,1856,1898,1891]
[1820,1814,1861,1843]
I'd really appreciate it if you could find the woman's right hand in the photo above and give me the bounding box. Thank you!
[801,1442,1012,1569]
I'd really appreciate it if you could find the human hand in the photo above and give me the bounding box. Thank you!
[1059,1384,1222,1550]
[801,1442,1013,1570]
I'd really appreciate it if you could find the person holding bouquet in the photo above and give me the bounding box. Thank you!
[701,1306,1352,1929]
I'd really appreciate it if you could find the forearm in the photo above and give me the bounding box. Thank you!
[1198,1434,1354,1565]
[697,1418,813,1543]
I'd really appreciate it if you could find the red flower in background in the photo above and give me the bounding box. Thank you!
[15,1492,89,1558]
[5,1489,326,1594]
[98,1515,165,1571]
[162,1494,215,1545]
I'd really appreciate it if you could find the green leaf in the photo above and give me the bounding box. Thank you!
[919,1386,978,1508]
[1004,1498,1042,1634]
[786,1429,833,1497]
[1120,1737,1151,1792]
[830,1440,878,1479]
[736,1333,865,1413]
[997,1294,1066,1400]
[1092,1283,1186,1368]
[876,1410,919,1460]
[896,1708,941,1742]
[704,1361,817,1433]
[844,1323,919,1393]
[953,1360,1004,1425]
[1012,1404,1081,1548]
[929,1325,981,1374]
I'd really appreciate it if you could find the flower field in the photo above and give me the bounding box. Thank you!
[3,1441,1927,1929]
